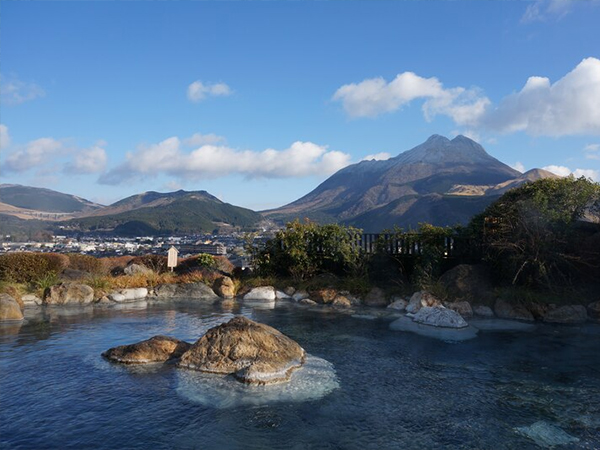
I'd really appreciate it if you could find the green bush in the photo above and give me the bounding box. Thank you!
[0,253,52,283]
[197,253,217,269]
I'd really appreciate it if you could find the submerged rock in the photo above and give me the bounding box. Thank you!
[412,306,469,328]
[103,335,191,364]
[178,316,305,385]
[494,299,534,321]
[0,294,24,321]
[43,283,94,305]
[389,316,478,342]
[515,421,579,448]
[543,305,588,324]
[243,286,275,302]
[298,299,317,306]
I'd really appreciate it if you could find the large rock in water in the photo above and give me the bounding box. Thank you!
[543,305,588,324]
[178,316,305,385]
[0,294,24,321]
[494,299,534,321]
[213,276,235,298]
[154,282,219,300]
[243,286,276,302]
[102,336,191,364]
[43,283,94,305]
[412,306,469,329]
[406,291,442,314]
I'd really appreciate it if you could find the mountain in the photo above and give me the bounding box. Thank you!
[66,190,263,235]
[0,184,102,219]
[265,135,555,231]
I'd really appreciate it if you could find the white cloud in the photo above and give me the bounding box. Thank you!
[332,71,488,126]
[584,143,600,160]
[333,57,600,138]
[187,81,232,102]
[63,143,108,174]
[511,161,526,173]
[99,138,352,185]
[163,181,183,191]
[521,0,573,23]
[4,138,64,172]
[0,124,10,149]
[0,74,45,105]
[482,58,600,136]
[543,164,599,181]
[362,152,391,161]
[183,133,226,147]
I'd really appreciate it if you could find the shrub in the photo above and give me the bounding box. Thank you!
[130,254,167,273]
[67,254,103,274]
[197,253,217,269]
[0,253,51,283]
[34,272,60,292]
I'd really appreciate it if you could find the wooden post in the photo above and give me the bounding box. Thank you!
[167,246,178,272]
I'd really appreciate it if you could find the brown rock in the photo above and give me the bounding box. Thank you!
[331,295,352,308]
[311,288,338,304]
[406,291,442,314]
[43,283,94,305]
[363,287,388,307]
[543,305,588,324]
[299,299,318,306]
[102,336,191,364]
[443,301,473,318]
[494,299,534,321]
[178,316,305,385]
[213,276,235,298]
[0,294,24,321]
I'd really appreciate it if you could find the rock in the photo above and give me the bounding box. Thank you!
[154,283,219,300]
[390,316,478,341]
[298,299,317,306]
[439,264,493,302]
[543,305,588,324]
[21,293,43,306]
[102,335,191,364]
[243,286,276,302]
[363,287,388,307]
[406,291,442,314]
[587,301,600,321]
[412,306,469,328]
[526,302,553,320]
[494,299,534,321]
[331,295,352,308]
[275,290,291,300]
[60,268,91,281]
[515,421,579,448]
[311,288,338,304]
[473,305,495,318]
[443,301,473,318]
[387,298,408,311]
[43,283,95,305]
[178,316,305,385]
[283,286,296,296]
[107,288,148,303]
[292,290,309,302]
[213,276,235,298]
[0,294,24,321]
[124,263,153,276]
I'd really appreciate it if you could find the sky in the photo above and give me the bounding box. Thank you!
[1,0,599,210]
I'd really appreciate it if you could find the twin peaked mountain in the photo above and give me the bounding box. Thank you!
[0,135,557,235]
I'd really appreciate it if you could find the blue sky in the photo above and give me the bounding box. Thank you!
[1,0,599,210]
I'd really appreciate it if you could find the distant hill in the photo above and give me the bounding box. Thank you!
[265,135,557,231]
[0,184,102,216]
[66,190,262,235]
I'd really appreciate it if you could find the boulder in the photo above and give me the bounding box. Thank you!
[43,283,94,305]
[494,299,534,321]
[412,306,469,329]
[60,268,91,281]
[543,305,588,324]
[587,301,600,321]
[439,264,493,302]
[21,293,42,306]
[124,263,153,276]
[102,335,191,364]
[0,294,24,321]
[443,301,473,318]
[310,288,338,304]
[363,287,388,307]
[108,288,148,303]
[387,298,408,311]
[406,291,442,314]
[298,299,317,306]
[154,282,219,300]
[275,290,291,300]
[473,305,495,318]
[178,316,305,385]
[213,276,235,298]
[283,286,296,296]
[243,286,276,302]
[331,295,352,308]
[526,302,553,321]
[292,290,310,302]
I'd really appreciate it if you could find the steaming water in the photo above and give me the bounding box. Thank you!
[1,300,599,449]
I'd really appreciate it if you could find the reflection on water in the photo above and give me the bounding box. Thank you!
[1,300,599,449]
